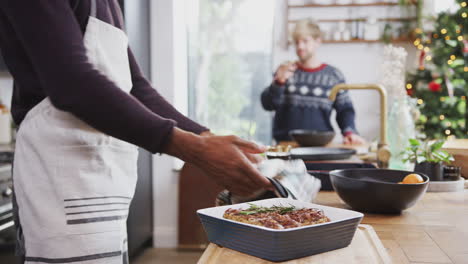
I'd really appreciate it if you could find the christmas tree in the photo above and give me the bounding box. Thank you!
[406,0,467,139]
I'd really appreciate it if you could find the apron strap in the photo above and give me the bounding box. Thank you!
[90,0,97,18]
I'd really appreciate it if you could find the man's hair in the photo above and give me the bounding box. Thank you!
[292,19,322,41]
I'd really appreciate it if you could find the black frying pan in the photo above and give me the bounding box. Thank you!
[290,147,356,161]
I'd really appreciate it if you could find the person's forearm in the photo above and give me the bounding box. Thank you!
[336,109,357,135]
[163,128,203,163]
[1,0,177,153]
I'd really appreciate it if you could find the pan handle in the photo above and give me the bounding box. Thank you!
[0,219,14,232]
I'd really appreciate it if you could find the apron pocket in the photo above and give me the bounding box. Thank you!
[55,145,138,235]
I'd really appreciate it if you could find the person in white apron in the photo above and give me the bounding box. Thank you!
[13,0,136,263]
[2,0,273,262]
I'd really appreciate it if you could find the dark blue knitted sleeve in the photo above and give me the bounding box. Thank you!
[332,69,358,135]
[261,81,285,111]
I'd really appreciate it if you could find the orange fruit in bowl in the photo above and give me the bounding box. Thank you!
[399,173,425,184]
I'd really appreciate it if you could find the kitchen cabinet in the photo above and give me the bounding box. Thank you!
[178,164,223,249]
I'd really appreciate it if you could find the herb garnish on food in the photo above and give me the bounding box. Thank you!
[238,203,297,215]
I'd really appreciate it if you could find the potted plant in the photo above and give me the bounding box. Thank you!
[402,139,454,181]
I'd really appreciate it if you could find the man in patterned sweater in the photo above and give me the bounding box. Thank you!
[261,19,365,145]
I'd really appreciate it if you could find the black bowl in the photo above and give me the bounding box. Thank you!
[289,130,335,147]
[306,163,377,191]
[329,169,429,214]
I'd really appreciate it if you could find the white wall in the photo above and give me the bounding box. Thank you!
[150,0,188,249]
[274,0,417,142]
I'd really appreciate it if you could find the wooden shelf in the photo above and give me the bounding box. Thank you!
[323,38,410,43]
[288,2,402,8]
[285,1,418,48]
[287,38,411,45]
[288,17,417,23]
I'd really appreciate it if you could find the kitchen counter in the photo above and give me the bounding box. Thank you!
[198,190,468,263]
[315,190,468,264]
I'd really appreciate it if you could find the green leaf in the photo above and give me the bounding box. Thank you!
[445,40,458,47]
[430,140,445,152]
[451,59,465,67]
[409,138,420,146]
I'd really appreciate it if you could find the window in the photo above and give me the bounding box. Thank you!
[186,0,275,144]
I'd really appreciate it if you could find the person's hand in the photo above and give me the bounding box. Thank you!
[200,131,264,164]
[343,133,366,145]
[164,128,273,196]
[274,62,297,84]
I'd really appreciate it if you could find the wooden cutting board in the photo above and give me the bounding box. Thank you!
[197,224,391,264]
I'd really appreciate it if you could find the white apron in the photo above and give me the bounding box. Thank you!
[13,0,138,263]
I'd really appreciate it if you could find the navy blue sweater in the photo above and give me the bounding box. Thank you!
[261,64,357,142]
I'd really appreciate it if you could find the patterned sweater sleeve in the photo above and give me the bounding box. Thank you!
[261,79,285,111]
[332,69,358,135]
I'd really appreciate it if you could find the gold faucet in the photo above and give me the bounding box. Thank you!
[329,84,391,168]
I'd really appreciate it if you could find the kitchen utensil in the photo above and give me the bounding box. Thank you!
[289,129,335,147]
[290,147,356,161]
[197,198,363,262]
[443,166,461,180]
[216,178,296,206]
[330,169,429,213]
[265,145,292,160]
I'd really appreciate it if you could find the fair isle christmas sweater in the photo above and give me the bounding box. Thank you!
[261,64,358,142]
